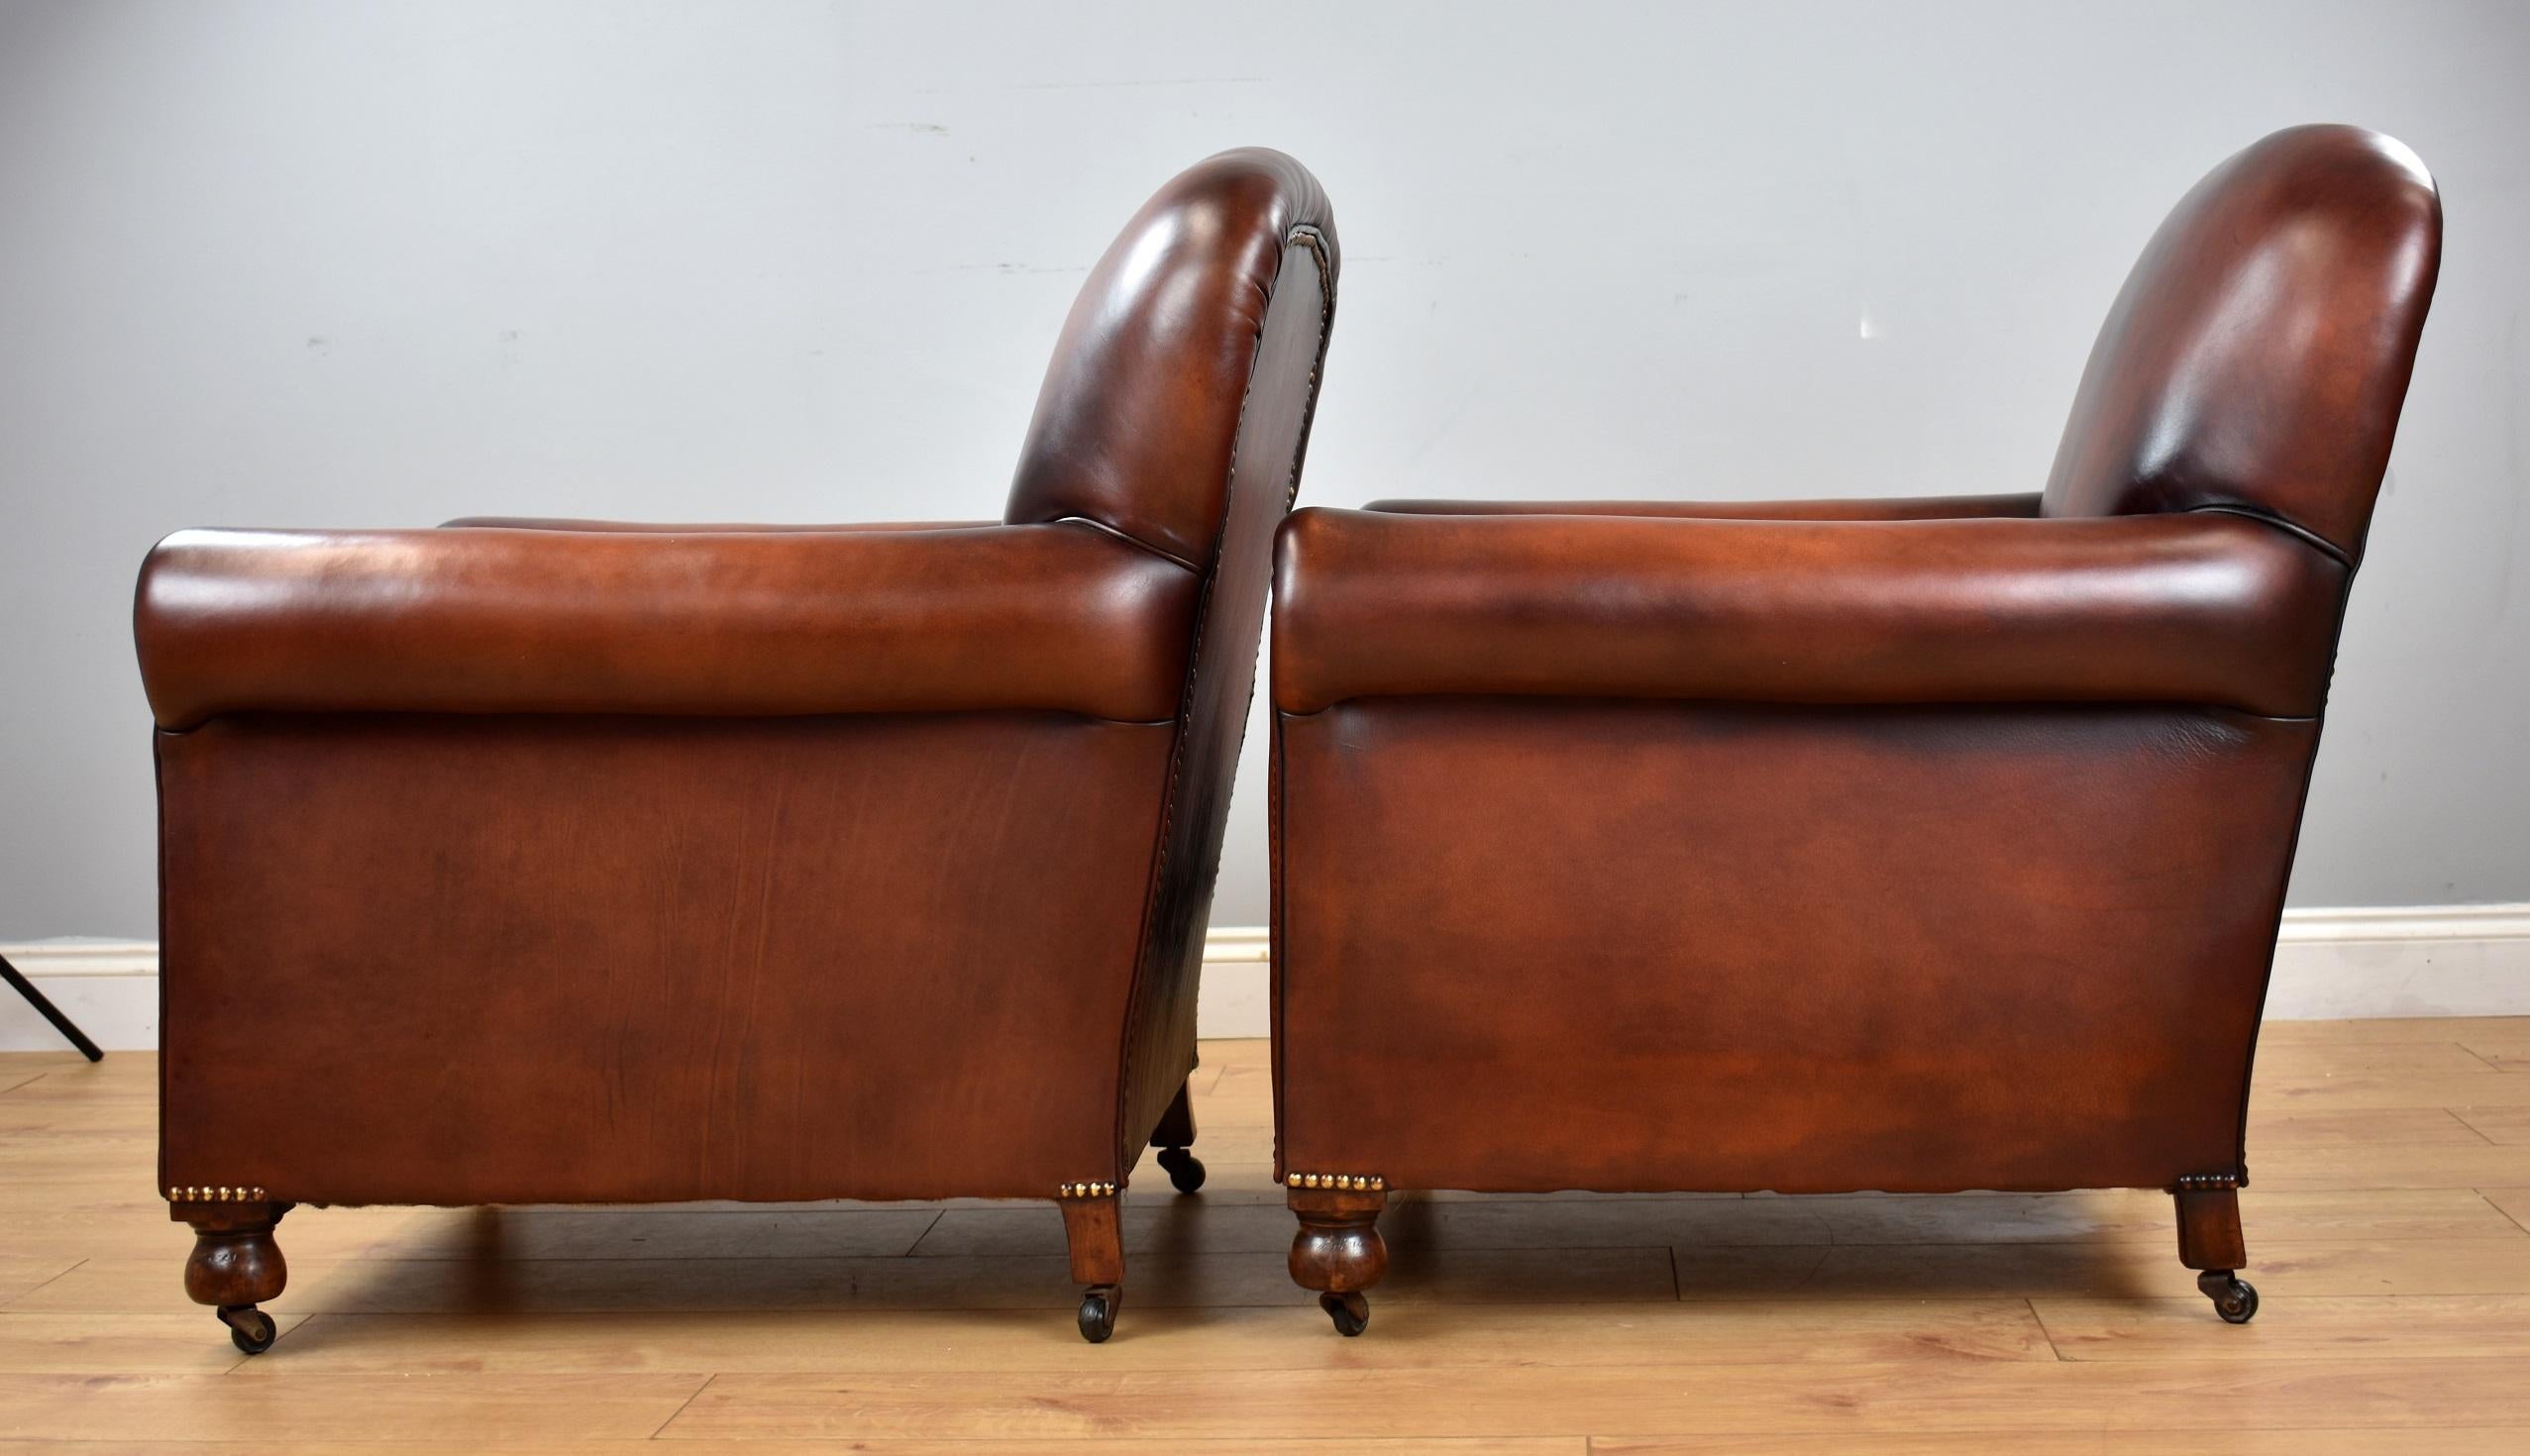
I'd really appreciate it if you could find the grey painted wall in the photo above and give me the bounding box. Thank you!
[3,0,2525,941]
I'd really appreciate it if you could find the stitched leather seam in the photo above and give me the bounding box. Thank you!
[1111,221,1335,1170]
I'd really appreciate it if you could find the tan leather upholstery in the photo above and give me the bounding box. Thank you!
[2042,127,2440,559]
[1268,125,2438,1324]
[1277,697,2317,1196]
[1273,508,2343,718]
[138,522,1198,728]
[1007,149,1334,570]
[158,711,1178,1205]
[134,150,1338,1342]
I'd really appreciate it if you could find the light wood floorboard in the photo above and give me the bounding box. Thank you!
[0,1016,2523,1448]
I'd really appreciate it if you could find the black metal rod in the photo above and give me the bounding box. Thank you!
[0,952,104,1062]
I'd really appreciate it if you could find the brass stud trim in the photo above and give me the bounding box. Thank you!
[1056,1182,1117,1199]
[2174,1172,2241,1193]
[1284,1171,1385,1193]
[164,1185,271,1203]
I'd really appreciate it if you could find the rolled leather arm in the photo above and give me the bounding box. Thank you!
[138,521,1199,730]
[1273,506,2344,718]
[443,517,992,533]
[1363,492,2044,521]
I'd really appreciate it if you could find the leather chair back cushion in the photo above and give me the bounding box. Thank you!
[2043,125,2441,560]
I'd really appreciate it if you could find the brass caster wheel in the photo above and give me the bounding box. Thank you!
[1319,1290,1369,1337]
[2198,1271,2259,1324]
[1077,1286,1118,1343]
[219,1304,276,1355]
[1157,1145,1206,1194]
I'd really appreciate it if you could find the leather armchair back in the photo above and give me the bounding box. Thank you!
[1006,148,1336,570]
[2043,125,2441,562]
[1009,148,1338,1158]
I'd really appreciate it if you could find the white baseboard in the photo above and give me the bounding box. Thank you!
[0,940,159,1053]
[1195,926,1269,1040]
[8,906,2524,1052]
[2267,904,2530,1020]
[1190,904,2530,1040]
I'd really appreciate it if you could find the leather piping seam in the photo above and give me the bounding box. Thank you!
[1111,219,1334,1170]
[2228,543,2361,1179]
[152,734,171,1197]
[1267,697,1288,1183]
[1273,696,2321,725]
[2181,501,2354,568]
[1050,514,1204,573]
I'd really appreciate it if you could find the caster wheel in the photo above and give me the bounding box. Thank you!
[1157,1145,1207,1194]
[1077,1287,1118,1343]
[1319,1290,1369,1337]
[219,1304,276,1355]
[2199,1272,2259,1324]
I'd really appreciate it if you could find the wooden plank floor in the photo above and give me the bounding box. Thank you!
[4,1021,2528,1451]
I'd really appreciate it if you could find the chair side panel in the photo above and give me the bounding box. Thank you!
[1274,698,2315,1195]
[157,710,1172,1205]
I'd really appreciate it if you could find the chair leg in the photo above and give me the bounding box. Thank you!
[2174,1179,2259,1324]
[1288,1178,1388,1336]
[1058,1183,1125,1343]
[172,1196,290,1354]
[1151,1075,1206,1194]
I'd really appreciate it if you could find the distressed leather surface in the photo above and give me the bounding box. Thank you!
[1271,125,2437,1198]
[1273,507,2343,718]
[144,149,1339,1206]
[138,522,1198,729]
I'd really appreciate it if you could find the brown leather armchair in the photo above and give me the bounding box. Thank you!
[133,149,1336,1348]
[1270,125,2437,1335]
